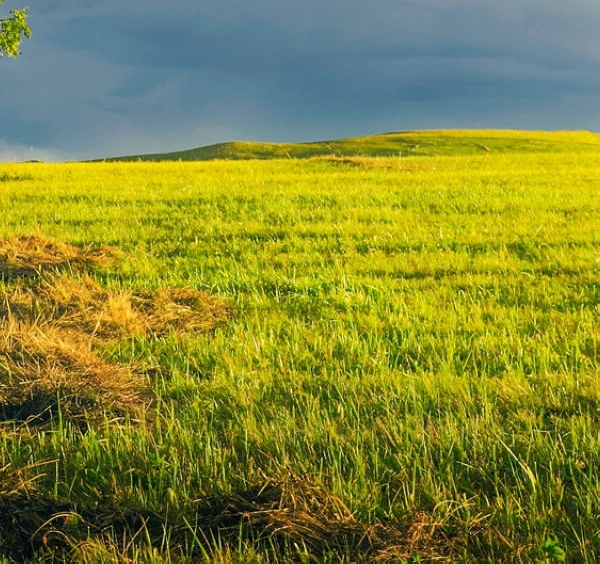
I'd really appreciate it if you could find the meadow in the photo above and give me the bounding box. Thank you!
[0,131,599,562]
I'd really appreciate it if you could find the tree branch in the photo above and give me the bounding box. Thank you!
[0,3,30,58]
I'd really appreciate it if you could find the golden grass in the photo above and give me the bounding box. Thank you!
[0,235,229,427]
[0,234,120,280]
[0,319,148,427]
[3,274,229,340]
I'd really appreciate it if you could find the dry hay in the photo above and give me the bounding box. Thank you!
[0,234,120,280]
[309,155,430,171]
[189,476,458,562]
[0,474,464,562]
[2,274,229,340]
[0,320,150,427]
[191,476,405,560]
[0,235,229,428]
[0,464,51,560]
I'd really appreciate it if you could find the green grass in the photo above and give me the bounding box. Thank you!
[100,129,600,161]
[1,130,599,562]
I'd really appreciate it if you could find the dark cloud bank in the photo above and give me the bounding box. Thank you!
[2,0,600,161]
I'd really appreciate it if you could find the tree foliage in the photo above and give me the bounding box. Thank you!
[0,0,30,57]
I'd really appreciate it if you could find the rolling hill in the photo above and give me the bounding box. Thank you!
[100,129,600,162]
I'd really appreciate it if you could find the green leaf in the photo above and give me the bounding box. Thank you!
[0,4,31,57]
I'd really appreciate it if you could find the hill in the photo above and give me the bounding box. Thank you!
[101,129,600,162]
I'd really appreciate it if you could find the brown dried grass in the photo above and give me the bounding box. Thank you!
[0,319,149,427]
[0,473,464,562]
[189,476,458,562]
[0,234,120,280]
[2,274,229,340]
[0,235,229,427]
[309,155,430,171]
[192,476,402,560]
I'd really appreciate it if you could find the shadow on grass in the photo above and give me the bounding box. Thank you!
[1,471,462,563]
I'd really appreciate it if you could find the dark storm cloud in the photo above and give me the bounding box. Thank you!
[2,0,600,160]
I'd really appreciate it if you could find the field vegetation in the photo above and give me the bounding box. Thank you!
[102,129,600,162]
[0,130,599,562]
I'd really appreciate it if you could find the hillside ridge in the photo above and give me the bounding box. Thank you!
[100,129,600,162]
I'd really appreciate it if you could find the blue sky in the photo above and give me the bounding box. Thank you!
[2,0,600,161]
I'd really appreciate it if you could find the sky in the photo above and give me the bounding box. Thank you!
[2,0,600,162]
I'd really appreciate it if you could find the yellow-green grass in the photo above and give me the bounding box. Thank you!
[0,132,599,562]
[101,129,600,161]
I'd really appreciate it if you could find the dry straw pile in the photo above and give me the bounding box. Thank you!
[0,234,229,428]
[0,467,447,562]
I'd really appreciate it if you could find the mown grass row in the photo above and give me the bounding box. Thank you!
[0,144,599,561]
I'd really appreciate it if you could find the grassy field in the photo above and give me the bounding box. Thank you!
[0,131,599,562]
